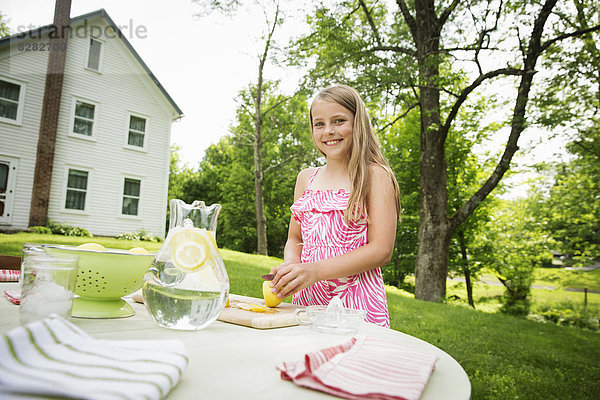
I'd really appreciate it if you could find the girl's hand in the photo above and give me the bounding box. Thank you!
[269,261,319,299]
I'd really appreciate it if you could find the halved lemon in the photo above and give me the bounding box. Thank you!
[170,228,212,272]
[263,280,282,307]
[77,243,106,251]
[128,247,149,254]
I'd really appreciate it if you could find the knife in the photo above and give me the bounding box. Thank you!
[261,274,275,281]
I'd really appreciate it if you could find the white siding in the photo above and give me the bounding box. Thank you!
[0,15,177,238]
[0,40,49,231]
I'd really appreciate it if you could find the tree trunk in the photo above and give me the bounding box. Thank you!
[254,64,268,256]
[458,230,475,308]
[252,2,280,256]
[410,0,451,302]
[414,141,451,301]
[254,151,268,255]
[463,265,474,308]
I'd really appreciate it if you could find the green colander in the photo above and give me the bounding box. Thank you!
[43,245,155,318]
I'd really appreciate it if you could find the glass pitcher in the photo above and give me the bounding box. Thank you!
[142,199,229,330]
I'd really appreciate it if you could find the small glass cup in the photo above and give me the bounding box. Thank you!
[19,243,46,286]
[295,305,367,335]
[19,253,80,325]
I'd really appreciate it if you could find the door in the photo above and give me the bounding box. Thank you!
[0,156,18,224]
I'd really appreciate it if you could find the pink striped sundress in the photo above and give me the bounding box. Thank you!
[290,167,390,327]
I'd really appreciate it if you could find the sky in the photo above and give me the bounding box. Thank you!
[3,0,570,198]
[3,0,307,167]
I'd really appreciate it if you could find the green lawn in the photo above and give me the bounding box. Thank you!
[0,232,163,255]
[2,233,599,399]
[386,286,600,399]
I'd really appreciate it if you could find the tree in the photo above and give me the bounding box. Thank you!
[250,0,281,256]
[0,12,10,38]
[378,63,502,297]
[193,0,296,256]
[379,110,421,289]
[446,98,503,308]
[530,0,600,265]
[290,0,600,301]
[535,0,599,135]
[450,198,497,308]
[181,85,318,256]
[177,138,234,244]
[224,83,318,255]
[480,196,554,316]
[168,145,187,201]
[531,157,600,266]
[167,145,199,231]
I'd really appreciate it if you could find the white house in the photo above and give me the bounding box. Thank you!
[0,9,183,238]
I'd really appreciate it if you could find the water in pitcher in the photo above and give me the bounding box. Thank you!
[143,266,227,330]
[142,200,229,330]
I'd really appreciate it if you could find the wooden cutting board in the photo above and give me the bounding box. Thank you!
[218,294,303,329]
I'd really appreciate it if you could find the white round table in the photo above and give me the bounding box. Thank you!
[0,282,471,399]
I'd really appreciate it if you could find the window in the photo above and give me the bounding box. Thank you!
[73,100,95,136]
[127,115,146,148]
[0,80,20,120]
[87,38,103,71]
[65,169,88,210]
[122,178,141,216]
[0,78,25,124]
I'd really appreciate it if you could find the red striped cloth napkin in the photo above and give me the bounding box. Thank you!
[4,289,20,305]
[277,336,438,400]
[0,270,20,282]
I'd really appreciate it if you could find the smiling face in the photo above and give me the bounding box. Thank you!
[310,99,355,162]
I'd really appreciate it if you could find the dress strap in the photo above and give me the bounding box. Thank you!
[306,167,320,190]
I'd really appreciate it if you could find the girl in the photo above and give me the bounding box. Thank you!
[269,85,400,328]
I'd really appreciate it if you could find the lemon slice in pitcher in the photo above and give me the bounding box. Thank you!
[171,228,212,272]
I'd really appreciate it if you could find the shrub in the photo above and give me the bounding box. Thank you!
[501,296,531,317]
[498,272,534,316]
[28,226,52,234]
[529,302,600,331]
[115,232,139,241]
[47,221,91,237]
[115,229,160,242]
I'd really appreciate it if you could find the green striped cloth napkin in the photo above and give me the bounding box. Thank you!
[0,314,188,399]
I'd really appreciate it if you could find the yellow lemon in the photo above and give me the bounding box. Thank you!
[263,280,282,307]
[173,241,207,271]
[170,228,211,272]
[128,247,149,255]
[77,243,106,251]
[236,302,267,313]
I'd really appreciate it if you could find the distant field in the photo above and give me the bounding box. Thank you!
[473,267,600,292]
[446,279,600,314]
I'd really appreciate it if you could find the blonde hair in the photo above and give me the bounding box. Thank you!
[309,85,401,223]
